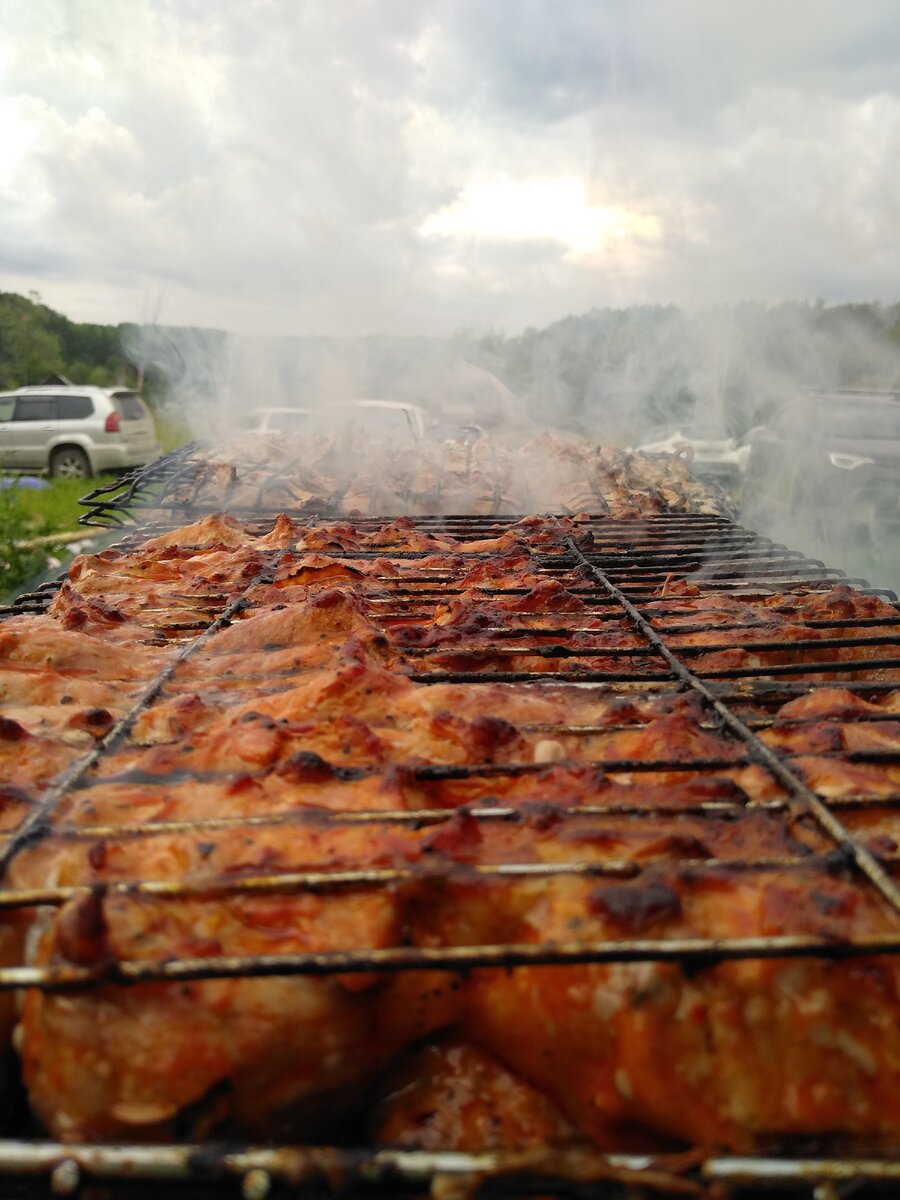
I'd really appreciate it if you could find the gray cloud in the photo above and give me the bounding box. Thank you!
[440,1,900,125]
[0,1,899,334]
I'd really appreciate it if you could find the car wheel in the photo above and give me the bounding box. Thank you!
[49,447,92,480]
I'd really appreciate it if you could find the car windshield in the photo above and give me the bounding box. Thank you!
[347,406,414,434]
[313,404,418,438]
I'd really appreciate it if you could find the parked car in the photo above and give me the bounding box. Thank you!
[0,385,160,479]
[243,406,311,435]
[633,422,752,491]
[742,389,900,540]
[427,404,483,446]
[312,400,428,442]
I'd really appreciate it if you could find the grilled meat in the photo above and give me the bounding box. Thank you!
[0,617,172,675]
[0,511,899,1156]
[647,580,900,629]
[166,434,735,520]
[373,1034,583,1151]
[15,838,896,1147]
[460,872,900,1151]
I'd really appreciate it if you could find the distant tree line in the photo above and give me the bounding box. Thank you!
[0,291,137,390]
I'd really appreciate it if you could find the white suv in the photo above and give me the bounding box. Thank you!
[0,386,161,478]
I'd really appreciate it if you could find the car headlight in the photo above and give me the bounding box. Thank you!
[828,452,875,470]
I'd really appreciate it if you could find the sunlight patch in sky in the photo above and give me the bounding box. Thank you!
[421,178,660,261]
[0,97,35,180]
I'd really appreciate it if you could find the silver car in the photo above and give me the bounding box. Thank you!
[0,385,161,478]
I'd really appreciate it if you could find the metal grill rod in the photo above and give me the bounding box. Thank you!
[4,1137,899,1196]
[561,527,900,915]
[0,1139,706,1196]
[0,851,856,913]
[35,799,788,841]
[3,931,900,992]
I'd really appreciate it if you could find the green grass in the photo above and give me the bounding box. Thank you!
[0,474,117,601]
[153,409,193,453]
[8,476,92,536]
[0,482,50,599]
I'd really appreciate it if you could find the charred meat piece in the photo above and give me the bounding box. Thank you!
[2,509,900,1159]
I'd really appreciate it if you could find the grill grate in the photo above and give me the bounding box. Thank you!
[77,441,205,528]
[1,502,899,1196]
[77,440,741,529]
[566,531,900,913]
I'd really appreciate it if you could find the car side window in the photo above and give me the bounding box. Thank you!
[57,395,93,419]
[12,397,57,421]
[0,398,15,421]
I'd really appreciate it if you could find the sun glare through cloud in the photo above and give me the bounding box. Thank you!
[421,178,661,261]
[0,96,35,178]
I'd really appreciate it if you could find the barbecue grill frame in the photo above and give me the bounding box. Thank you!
[1,487,899,1197]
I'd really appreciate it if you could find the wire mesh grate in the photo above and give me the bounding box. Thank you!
[1,501,899,1196]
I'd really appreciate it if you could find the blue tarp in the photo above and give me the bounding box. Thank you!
[0,476,50,490]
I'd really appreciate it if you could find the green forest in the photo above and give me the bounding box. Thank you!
[0,290,137,390]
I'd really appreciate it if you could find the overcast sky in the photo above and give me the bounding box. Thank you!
[1,0,899,337]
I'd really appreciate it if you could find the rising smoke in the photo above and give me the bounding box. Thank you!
[124,299,900,591]
[468,303,900,594]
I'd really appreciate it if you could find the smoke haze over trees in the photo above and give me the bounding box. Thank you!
[468,302,900,441]
[2,290,900,442]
